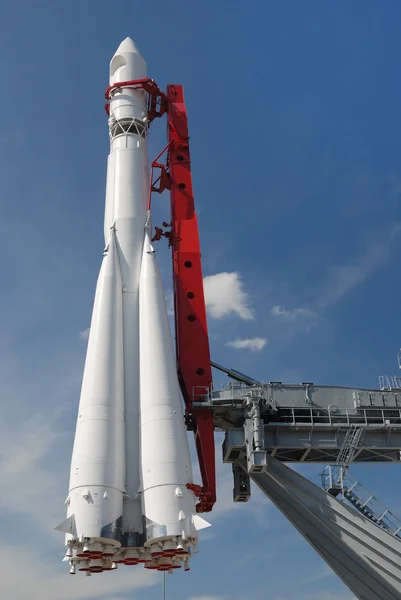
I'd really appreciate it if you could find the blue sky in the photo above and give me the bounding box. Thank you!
[0,0,401,598]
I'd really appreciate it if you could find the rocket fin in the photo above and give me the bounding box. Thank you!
[192,514,211,531]
[55,514,76,536]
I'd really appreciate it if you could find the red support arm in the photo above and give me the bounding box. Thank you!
[108,79,217,512]
[105,78,167,122]
[166,85,216,512]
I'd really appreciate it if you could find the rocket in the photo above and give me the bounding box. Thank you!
[56,38,210,576]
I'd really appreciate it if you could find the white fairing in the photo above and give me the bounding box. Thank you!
[139,234,198,555]
[105,38,149,542]
[109,37,147,122]
[66,230,124,545]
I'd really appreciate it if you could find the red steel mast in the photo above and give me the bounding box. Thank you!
[166,84,216,513]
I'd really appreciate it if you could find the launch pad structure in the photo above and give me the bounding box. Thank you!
[138,72,401,599]
[62,37,401,596]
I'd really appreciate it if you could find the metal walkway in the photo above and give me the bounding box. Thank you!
[197,381,401,463]
[322,466,401,540]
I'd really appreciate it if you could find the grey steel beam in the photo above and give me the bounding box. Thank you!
[240,454,401,600]
[207,382,401,411]
[197,382,401,431]
[223,427,401,464]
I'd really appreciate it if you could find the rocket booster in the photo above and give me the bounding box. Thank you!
[139,234,210,567]
[57,38,210,576]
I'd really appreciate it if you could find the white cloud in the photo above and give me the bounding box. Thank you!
[227,551,259,572]
[318,223,401,308]
[0,129,25,150]
[0,544,157,600]
[271,224,401,320]
[0,409,68,532]
[189,597,226,600]
[271,305,317,320]
[0,390,159,600]
[79,328,90,341]
[203,272,254,320]
[226,337,267,351]
[273,593,352,600]
[0,332,157,600]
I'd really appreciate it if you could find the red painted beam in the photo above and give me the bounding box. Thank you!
[167,84,216,512]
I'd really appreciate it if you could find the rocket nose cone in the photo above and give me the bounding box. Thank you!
[110,36,146,82]
[115,37,141,55]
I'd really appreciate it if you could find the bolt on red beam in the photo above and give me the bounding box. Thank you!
[166,84,216,511]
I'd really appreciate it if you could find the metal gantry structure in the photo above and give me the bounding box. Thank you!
[139,80,401,598]
[212,376,401,599]
[379,349,401,391]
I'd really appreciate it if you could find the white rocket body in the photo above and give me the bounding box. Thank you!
[58,38,210,576]
[107,38,149,545]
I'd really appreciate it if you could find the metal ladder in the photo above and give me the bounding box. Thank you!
[336,425,364,471]
[321,425,364,493]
